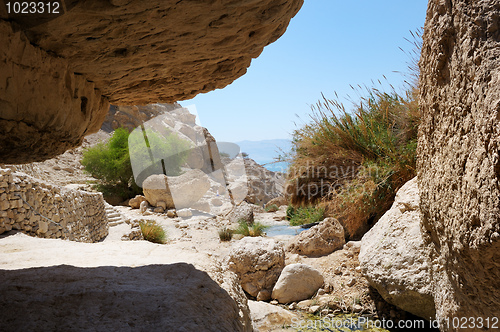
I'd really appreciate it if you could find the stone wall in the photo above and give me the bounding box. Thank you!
[418,0,500,327]
[0,167,108,242]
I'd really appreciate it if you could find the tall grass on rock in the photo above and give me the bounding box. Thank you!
[288,87,419,240]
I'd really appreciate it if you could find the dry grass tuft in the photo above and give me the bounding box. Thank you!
[287,86,419,240]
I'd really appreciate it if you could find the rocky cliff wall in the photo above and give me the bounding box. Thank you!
[0,167,108,242]
[418,0,500,327]
[0,20,109,164]
[0,0,303,163]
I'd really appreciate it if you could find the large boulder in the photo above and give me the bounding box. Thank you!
[0,0,303,163]
[128,195,147,209]
[359,178,435,320]
[228,202,255,225]
[0,263,250,332]
[418,0,500,325]
[271,263,324,304]
[142,169,211,209]
[226,237,285,301]
[243,158,285,205]
[286,218,345,257]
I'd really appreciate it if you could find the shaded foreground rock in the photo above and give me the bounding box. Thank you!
[0,264,249,332]
[286,218,345,257]
[418,0,500,325]
[0,0,303,163]
[359,178,435,320]
[226,237,285,301]
[272,263,324,304]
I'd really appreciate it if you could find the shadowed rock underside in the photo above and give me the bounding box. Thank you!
[0,0,303,163]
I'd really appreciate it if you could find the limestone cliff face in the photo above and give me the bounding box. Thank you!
[101,104,181,133]
[418,0,500,326]
[0,0,303,164]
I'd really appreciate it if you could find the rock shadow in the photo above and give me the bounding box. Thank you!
[0,263,244,332]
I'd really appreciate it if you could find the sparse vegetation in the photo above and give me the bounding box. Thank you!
[139,219,167,244]
[82,127,191,201]
[286,32,421,240]
[81,128,141,201]
[288,87,419,239]
[286,205,325,226]
[128,128,191,177]
[218,227,234,241]
[233,219,268,237]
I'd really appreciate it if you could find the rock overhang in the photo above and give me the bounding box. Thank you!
[0,0,303,163]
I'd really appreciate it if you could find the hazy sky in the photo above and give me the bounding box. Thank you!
[180,0,429,143]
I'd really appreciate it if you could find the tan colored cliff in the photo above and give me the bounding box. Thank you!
[0,0,303,164]
[418,0,500,328]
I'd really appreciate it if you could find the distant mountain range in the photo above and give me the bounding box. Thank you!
[234,139,292,172]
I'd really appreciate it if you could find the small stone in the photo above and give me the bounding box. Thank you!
[232,233,244,240]
[166,209,177,218]
[139,200,149,214]
[154,207,165,213]
[346,278,356,287]
[297,300,313,309]
[320,308,329,316]
[288,303,297,310]
[353,304,363,312]
[177,209,192,218]
[269,299,278,305]
[156,200,167,209]
[257,289,272,302]
[317,288,325,296]
[309,305,320,314]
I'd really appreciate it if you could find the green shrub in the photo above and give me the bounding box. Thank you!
[265,204,279,213]
[128,127,191,177]
[234,219,268,237]
[82,127,191,201]
[81,128,141,200]
[286,205,325,226]
[218,227,234,241]
[139,219,167,244]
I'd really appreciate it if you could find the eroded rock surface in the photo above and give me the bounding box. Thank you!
[142,170,211,209]
[0,0,303,163]
[286,217,345,257]
[418,0,500,326]
[0,20,109,164]
[359,178,435,320]
[226,237,285,301]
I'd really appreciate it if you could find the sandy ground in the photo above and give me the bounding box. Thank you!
[0,203,394,331]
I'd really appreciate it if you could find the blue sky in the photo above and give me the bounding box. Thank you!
[180,0,428,143]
